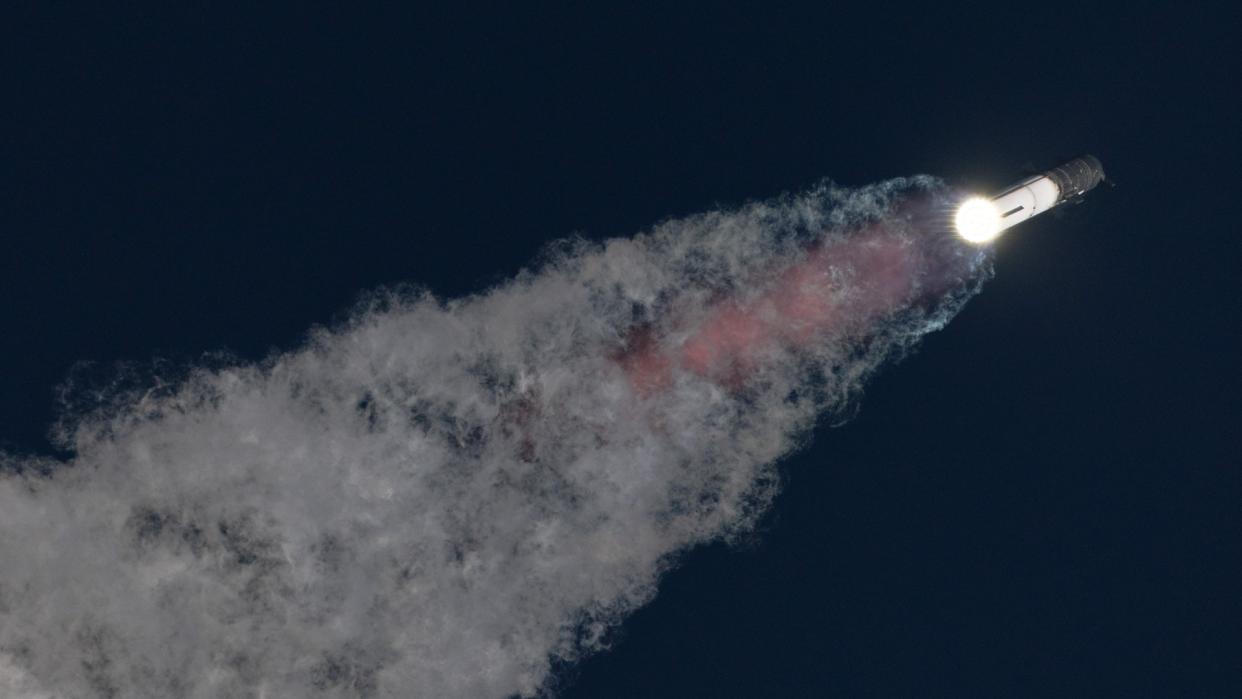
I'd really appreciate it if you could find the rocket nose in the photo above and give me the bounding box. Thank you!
[1047,155,1107,201]
[1082,154,1105,183]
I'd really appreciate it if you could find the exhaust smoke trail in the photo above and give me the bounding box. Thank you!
[0,177,987,698]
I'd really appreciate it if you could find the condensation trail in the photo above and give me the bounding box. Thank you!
[0,177,988,698]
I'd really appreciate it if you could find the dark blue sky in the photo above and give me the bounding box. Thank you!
[5,4,1238,696]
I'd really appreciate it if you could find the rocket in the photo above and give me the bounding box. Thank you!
[954,155,1106,244]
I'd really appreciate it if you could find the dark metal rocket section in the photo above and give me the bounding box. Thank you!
[1045,155,1106,203]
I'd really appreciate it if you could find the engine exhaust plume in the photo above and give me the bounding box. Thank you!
[0,177,987,698]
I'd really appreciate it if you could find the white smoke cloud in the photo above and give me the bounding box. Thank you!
[0,177,986,698]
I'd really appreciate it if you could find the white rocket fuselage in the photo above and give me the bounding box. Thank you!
[955,155,1106,244]
[989,174,1062,234]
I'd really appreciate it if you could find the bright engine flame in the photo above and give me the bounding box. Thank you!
[955,197,1002,244]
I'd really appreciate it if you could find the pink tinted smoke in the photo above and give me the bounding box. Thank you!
[620,224,917,392]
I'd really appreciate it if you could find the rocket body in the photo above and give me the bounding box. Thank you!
[988,174,1061,229]
[955,155,1105,244]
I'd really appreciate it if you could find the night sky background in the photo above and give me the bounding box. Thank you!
[5,4,1239,697]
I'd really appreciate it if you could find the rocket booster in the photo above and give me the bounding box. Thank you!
[955,155,1106,244]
